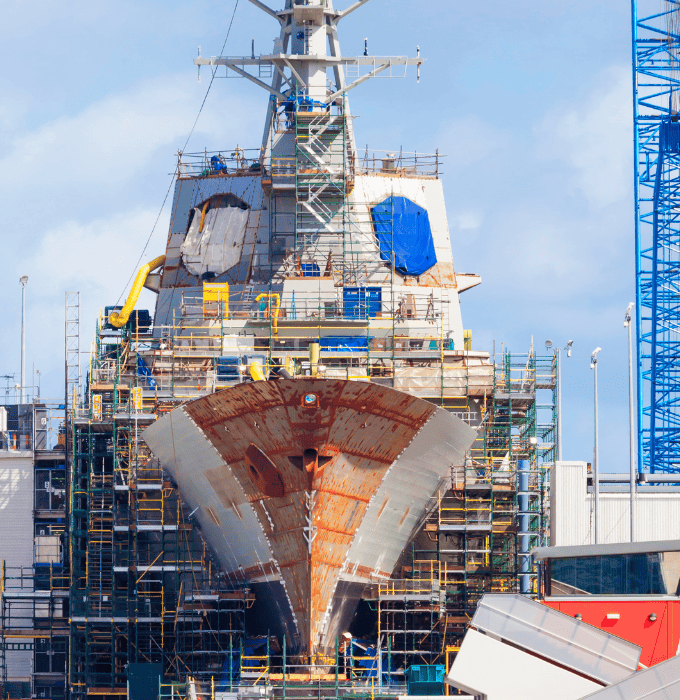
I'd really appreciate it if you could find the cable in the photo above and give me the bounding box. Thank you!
[114,0,240,305]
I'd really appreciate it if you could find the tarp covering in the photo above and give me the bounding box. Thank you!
[371,196,437,276]
[320,336,370,351]
[181,205,249,276]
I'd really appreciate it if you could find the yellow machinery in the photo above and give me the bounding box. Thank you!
[203,282,230,317]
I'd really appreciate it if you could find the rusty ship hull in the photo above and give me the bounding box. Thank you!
[143,378,476,656]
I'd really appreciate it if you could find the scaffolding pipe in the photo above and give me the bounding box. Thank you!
[518,458,531,594]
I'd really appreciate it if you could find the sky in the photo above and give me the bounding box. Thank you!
[0,0,636,471]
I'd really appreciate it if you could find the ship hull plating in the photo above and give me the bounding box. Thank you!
[143,379,476,656]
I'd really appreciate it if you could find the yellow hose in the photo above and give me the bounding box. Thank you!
[255,293,281,339]
[110,255,166,328]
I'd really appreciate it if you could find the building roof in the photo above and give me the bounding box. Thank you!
[532,539,680,561]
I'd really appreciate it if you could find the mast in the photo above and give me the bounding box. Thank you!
[194,0,423,159]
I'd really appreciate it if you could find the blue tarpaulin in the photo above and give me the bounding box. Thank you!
[136,356,157,389]
[320,336,370,351]
[371,196,437,276]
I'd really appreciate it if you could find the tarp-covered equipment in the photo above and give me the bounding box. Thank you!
[371,196,437,276]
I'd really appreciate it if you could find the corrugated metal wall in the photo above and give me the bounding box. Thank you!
[551,461,680,545]
[0,454,34,681]
[0,454,34,566]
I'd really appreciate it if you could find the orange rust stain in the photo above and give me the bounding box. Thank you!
[398,506,411,527]
[376,496,390,521]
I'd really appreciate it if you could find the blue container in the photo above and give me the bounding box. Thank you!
[216,356,240,380]
[343,287,382,319]
[405,664,446,696]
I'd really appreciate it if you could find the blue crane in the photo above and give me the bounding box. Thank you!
[632,0,680,473]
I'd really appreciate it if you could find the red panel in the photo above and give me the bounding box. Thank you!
[543,599,680,667]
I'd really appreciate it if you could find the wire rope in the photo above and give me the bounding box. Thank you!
[114,0,241,306]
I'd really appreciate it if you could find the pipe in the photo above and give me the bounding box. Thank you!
[255,292,280,339]
[518,459,531,594]
[110,255,166,328]
[309,342,320,374]
[277,367,293,380]
[249,361,266,382]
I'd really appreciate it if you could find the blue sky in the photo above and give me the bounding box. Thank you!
[1,0,635,471]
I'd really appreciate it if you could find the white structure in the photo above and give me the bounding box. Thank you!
[0,447,34,684]
[446,594,641,700]
[551,461,680,546]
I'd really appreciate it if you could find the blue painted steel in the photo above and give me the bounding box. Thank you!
[632,0,680,473]
[300,262,321,277]
[371,196,437,276]
[405,665,446,696]
[518,459,530,594]
[342,287,382,319]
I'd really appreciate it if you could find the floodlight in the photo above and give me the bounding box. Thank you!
[590,347,601,369]
[624,302,633,327]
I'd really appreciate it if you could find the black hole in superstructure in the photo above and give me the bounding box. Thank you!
[249,464,259,479]
[303,448,318,461]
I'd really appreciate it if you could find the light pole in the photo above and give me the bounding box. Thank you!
[546,339,573,462]
[591,347,602,544]
[624,303,636,542]
[20,276,28,404]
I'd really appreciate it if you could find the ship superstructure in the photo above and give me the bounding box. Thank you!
[0,3,563,699]
[37,2,555,695]
[135,0,487,660]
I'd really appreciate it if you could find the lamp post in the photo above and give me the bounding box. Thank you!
[591,347,602,544]
[546,339,573,462]
[20,276,28,404]
[624,303,636,542]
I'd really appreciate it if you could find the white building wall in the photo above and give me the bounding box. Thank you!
[551,461,680,546]
[0,453,34,566]
[0,452,34,682]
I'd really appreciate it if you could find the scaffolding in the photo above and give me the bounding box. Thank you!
[373,350,555,675]
[0,564,70,700]
[68,409,250,700]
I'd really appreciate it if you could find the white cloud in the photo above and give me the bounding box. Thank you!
[535,65,632,210]
[0,73,258,191]
[454,211,483,231]
[439,115,506,170]
[3,209,167,392]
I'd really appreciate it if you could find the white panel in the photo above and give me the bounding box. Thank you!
[421,179,454,262]
[579,652,680,699]
[0,455,34,681]
[552,461,680,546]
[446,628,602,700]
[142,407,274,575]
[181,206,249,276]
[0,455,34,567]
[343,407,476,579]
[471,595,640,684]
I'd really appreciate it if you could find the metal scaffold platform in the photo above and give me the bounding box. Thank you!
[67,416,250,699]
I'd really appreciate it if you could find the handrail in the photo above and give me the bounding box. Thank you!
[110,255,166,328]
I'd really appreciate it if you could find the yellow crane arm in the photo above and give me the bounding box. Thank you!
[109,255,166,328]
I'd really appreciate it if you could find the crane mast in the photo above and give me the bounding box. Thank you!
[632,0,680,473]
